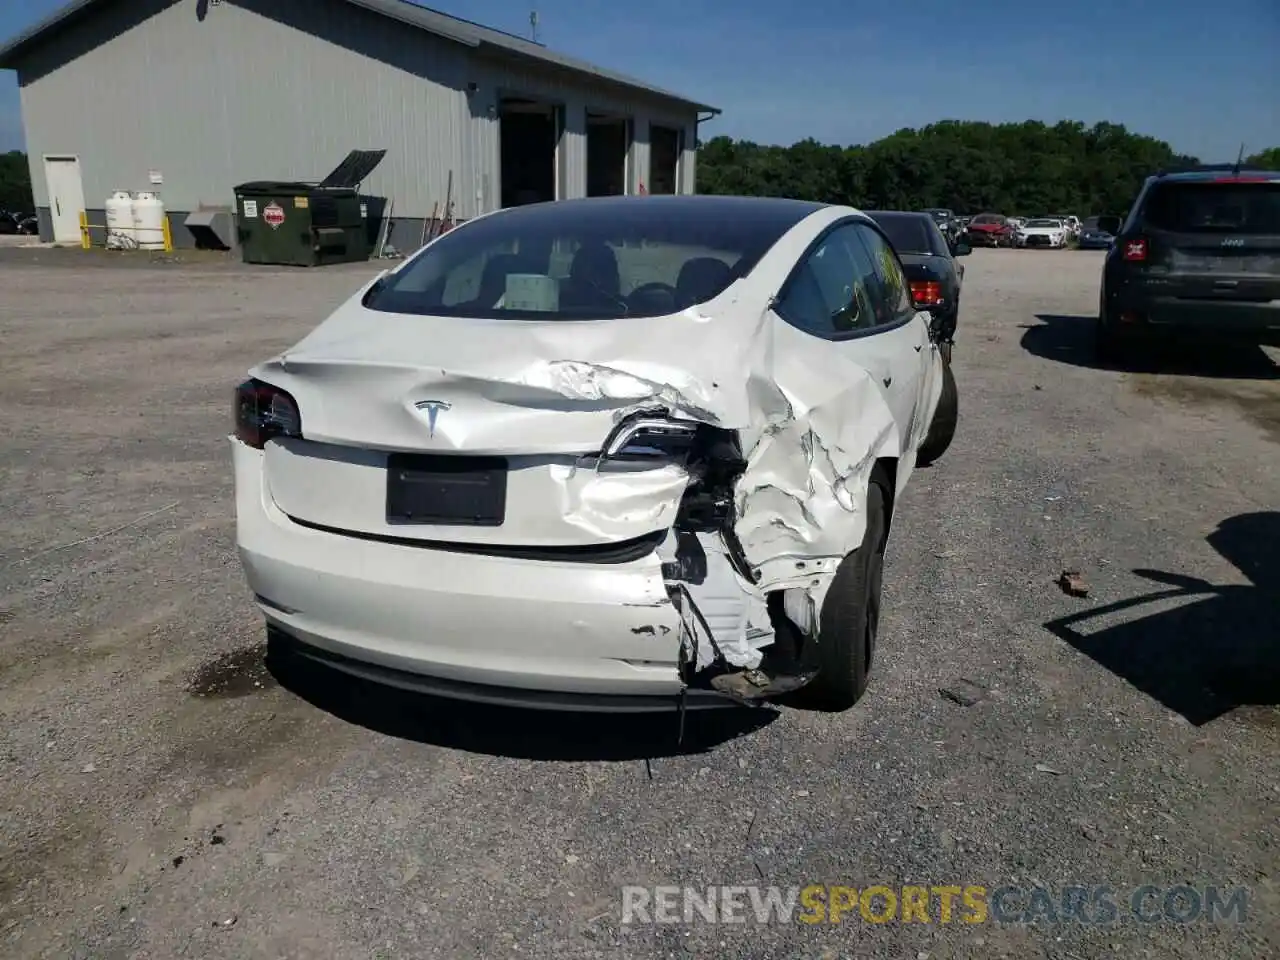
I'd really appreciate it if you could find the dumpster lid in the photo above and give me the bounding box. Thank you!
[319,149,387,189]
[234,181,316,194]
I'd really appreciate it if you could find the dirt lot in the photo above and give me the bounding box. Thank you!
[1,247,1277,959]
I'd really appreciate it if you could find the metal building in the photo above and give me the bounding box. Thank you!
[0,0,719,249]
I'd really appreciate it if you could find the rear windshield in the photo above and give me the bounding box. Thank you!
[363,199,802,319]
[1142,182,1280,234]
[872,215,937,255]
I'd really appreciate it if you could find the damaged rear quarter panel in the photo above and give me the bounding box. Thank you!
[733,310,901,593]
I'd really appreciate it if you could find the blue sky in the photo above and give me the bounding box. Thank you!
[1,0,1277,160]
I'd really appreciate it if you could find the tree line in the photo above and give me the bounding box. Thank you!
[0,150,33,212]
[696,119,1280,218]
[0,131,1276,218]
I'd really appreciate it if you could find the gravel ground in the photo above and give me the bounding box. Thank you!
[0,247,1276,960]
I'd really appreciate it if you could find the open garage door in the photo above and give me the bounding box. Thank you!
[649,125,682,194]
[500,98,560,208]
[587,112,631,197]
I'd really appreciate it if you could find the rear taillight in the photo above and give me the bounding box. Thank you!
[235,378,302,449]
[601,415,697,462]
[909,280,944,307]
[1122,237,1148,262]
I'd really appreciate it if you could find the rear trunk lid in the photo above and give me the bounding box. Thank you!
[251,288,760,548]
[897,253,946,276]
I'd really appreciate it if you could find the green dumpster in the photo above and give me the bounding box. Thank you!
[234,149,386,266]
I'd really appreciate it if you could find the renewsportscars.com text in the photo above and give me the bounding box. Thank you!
[620,884,1249,926]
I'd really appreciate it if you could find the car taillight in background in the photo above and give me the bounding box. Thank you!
[235,378,302,448]
[1122,237,1148,262]
[909,280,944,307]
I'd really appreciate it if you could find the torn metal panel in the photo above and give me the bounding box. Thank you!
[660,532,773,671]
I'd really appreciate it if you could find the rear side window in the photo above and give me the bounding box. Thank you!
[1141,182,1280,234]
[852,224,917,327]
[775,224,884,338]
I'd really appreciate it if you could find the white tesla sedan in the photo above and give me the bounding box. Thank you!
[232,196,958,712]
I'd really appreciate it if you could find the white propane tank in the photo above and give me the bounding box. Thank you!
[105,191,135,249]
[132,191,167,250]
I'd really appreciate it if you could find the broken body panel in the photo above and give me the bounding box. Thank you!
[234,204,945,700]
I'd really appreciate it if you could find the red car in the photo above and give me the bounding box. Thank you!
[965,213,1015,247]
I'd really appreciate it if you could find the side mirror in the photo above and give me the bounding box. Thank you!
[1097,216,1122,235]
[952,242,971,257]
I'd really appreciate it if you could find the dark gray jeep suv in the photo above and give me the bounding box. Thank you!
[1096,164,1280,360]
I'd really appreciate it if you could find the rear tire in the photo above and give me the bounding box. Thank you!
[916,359,958,468]
[796,475,889,712]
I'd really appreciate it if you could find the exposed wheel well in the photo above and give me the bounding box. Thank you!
[873,457,896,535]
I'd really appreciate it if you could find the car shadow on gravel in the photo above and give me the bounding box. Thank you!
[1045,511,1279,726]
[1020,314,1280,379]
[266,646,776,761]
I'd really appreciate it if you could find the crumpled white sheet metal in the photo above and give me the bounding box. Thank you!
[552,460,689,542]
[659,532,774,670]
[253,272,904,672]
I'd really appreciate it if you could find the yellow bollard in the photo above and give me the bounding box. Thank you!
[162,215,173,253]
[79,210,90,249]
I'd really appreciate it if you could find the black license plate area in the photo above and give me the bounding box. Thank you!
[385,453,507,526]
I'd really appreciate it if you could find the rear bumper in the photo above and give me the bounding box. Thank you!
[268,628,739,712]
[1106,290,1280,342]
[233,440,691,701]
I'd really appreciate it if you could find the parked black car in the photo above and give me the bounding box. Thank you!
[1077,216,1114,250]
[866,209,970,356]
[921,207,961,245]
[1097,164,1280,359]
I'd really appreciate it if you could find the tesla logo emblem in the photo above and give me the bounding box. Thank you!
[1221,238,1244,247]
[414,400,451,438]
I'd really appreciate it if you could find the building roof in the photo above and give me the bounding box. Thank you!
[0,0,720,113]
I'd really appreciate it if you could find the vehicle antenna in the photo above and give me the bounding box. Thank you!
[1233,142,1245,175]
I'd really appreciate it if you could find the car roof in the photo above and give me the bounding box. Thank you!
[483,195,826,229]
[866,210,935,223]
[1150,165,1280,183]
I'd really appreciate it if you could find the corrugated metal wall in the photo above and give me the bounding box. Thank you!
[17,0,702,222]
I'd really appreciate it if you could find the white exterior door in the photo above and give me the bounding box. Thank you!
[43,156,85,243]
